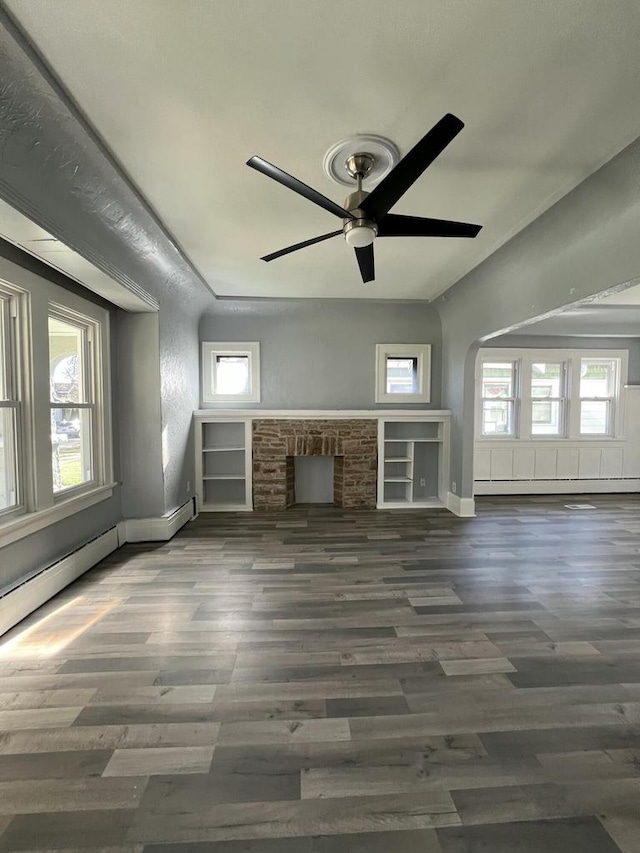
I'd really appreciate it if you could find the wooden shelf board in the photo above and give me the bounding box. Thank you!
[384,476,413,483]
[203,446,245,452]
[385,457,411,462]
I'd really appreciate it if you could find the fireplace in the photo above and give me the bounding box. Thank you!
[252,419,377,510]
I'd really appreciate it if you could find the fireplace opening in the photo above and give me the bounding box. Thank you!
[293,456,335,504]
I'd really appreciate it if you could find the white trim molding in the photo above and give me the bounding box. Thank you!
[117,499,194,544]
[475,479,640,495]
[446,492,476,517]
[201,341,260,404]
[195,409,451,420]
[0,527,119,638]
[375,343,432,404]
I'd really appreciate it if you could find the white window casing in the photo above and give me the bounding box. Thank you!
[375,344,432,404]
[201,342,260,403]
[476,348,628,442]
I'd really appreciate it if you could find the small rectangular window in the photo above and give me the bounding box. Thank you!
[49,312,95,494]
[201,342,260,403]
[579,358,617,435]
[0,293,19,513]
[530,361,566,436]
[375,344,431,403]
[215,355,250,396]
[386,356,418,395]
[481,360,518,436]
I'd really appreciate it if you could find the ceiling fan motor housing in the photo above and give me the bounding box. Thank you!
[343,188,378,247]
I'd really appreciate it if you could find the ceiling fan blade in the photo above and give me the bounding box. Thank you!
[354,244,375,283]
[261,230,342,262]
[360,114,464,221]
[248,156,354,220]
[378,214,482,239]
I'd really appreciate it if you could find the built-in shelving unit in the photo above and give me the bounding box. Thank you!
[194,409,453,515]
[194,418,252,511]
[378,416,450,509]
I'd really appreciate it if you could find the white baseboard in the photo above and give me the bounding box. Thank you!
[446,492,476,517]
[0,527,119,638]
[475,479,640,495]
[117,499,194,544]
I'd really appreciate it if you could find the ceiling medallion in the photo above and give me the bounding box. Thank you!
[322,133,400,188]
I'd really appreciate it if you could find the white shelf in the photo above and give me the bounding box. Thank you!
[385,456,411,462]
[384,437,441,443]
[203,474,245,480]
[384,476,412,483]
[203,446,245,453]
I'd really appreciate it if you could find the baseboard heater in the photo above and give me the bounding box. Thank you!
[0,526,119,639]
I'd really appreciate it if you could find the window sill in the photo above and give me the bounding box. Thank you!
[0,483,116,549]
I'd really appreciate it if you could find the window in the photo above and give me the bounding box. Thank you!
[480,360,518,436]
[0,259,113,548]
[579,358,616,436]
[530,361,566,436]
[0,288,20,514]
[476,349,626,442]
[49,311,97,494]
[202,342,260,403]
[375,344,431,403]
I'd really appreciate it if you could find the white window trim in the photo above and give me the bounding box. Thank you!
[476,348,628,442]
[201,341,260,403]
[0,256,113,548]
[375,344,432,404]
[478,357,521,439]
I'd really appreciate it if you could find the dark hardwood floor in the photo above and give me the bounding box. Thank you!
[1,495,640,851]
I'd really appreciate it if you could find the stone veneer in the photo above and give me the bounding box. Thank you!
[252,419,377,510]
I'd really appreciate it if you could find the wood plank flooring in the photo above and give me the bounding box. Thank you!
[1,495,640,851]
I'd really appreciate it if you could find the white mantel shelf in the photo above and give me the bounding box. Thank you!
[194,409,452,420]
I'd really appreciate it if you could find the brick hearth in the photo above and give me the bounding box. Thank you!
[252,419,377,510]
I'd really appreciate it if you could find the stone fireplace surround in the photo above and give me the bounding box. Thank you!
[252,418,377,510]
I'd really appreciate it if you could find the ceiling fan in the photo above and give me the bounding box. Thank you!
[247,113,482,284]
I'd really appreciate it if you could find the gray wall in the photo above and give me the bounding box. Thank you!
[437,133,640,498]
[487,335,640,384]
[199,300,442,410]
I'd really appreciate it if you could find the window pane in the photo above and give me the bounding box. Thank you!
[0,407,17,510]
[531,400,562,435]
[0,300,8,402]
[386,357,418,394]
[580,400,609,435]
[580,359,615,398]
[51,407,92,492]
[482,400,514,435]
[215,355,249,395]
[49,317,87,404]
[531,362,562,398]
[482,362,515,398]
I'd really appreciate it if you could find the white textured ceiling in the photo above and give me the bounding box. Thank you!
[8,0,640,300]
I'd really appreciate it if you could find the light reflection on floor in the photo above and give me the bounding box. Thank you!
[0,596,118,658]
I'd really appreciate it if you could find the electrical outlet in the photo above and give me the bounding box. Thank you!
[186,480,191,493]
[452,481,457,493]
[419,478,426,487]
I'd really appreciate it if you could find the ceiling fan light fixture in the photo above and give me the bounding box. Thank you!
[344,219,377,248]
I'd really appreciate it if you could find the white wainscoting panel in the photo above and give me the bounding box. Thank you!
[556,448,580,479]
[513,449,535,480]
[534,449,557,480]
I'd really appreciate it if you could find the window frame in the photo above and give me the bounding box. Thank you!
[201,342,260,404]
[0,258,113,549]
[578,357,618,438]
[476,348,627,442]
[0,283,25,520]
[375,344,432,404]
[479,358,520,438]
